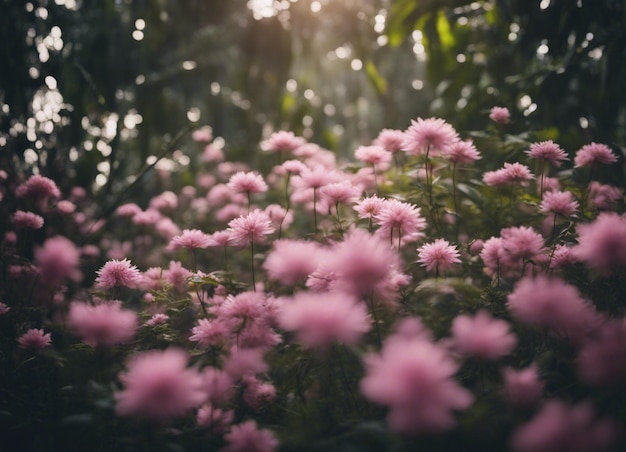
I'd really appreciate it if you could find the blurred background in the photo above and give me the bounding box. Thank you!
[1,0,624,200]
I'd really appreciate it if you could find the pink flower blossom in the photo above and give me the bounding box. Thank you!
[540,190,579,217]
[115,348,206,421]
[149,190,178,211]
[507,276,597,341]
[502,363,543,408]
[203,367,235,405]
[319,181,361,208]
[360,336,473,434]
[35,236,81,287]
[202,143,225,163]
[353,194,386,220]
[260,130,306,153]
[169,229,214,250]
[210,229,233,246]
[402,117,459,157]
[279,159,307,175]
[510,400,619,452]
[227,171,268,195]
[242,375,277,409]
[223,347,268,379]
[227,209,275,246]
[12,210,44,229]
[17,328,52,350]
[162,260,192,292]
[526,141,568,167]
[574,142,617,167]
[354,145,392,167]
[573,212,626,276]
[132,208,162,226]
[417,239,461,274]
[489,106,510,124]
[196,404,234,433]
[115,203,142,217]
[577,318,626,386]
[483,162,534,187]
[277,291,371,349]
[189,318,231,348]
[263,239,322,285]
[451,310,517,360]
[442,139,481,164]
[588,182,623,210]
[374,128,406,154]
[500,226,545,262]
[67,300,138,347]
[192,126,213,143]
[374,198,427,245]
[94,258,141,290]
[15,174,61,203]
[548,244,576,271]
[56,200,76,214]
[223,420,279,452]
[145,313,169,326]
[264,203,293,230]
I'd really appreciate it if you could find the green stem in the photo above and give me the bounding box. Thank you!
[250,240,256,291]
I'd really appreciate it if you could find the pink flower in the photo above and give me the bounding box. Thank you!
[479,237,505,275]
[15,174,61,203]
[277,291,371,349]
[192,126,213,143]
[374,198,427,245]
[35,236,81,287]
[574,142,617,167]
[223,420,279,452]
[489,106,510,124]
[162,260,192,292]
[374,128,406,154]
[588,182,623,210]
[12,210,44,229]
[442,139,481,164]
[202,143,225,162]
[319,181,361,208]
[483,163,534,187]
[417,239,461,274]
[17,328,52,350]
[227,209,275,246]
[510,400,619,452]
[227,171,268,195]
[56,200,76,214]
[115,348,206,421]
[94,258,141,290]
[169,229,214,250]
[279,159,307,175]
[540,190,579,217]
[507,276,597,340]
[502,363,543,408]
[360,337,473,434]
[149,191,178,211]
[260,130,306,153]
[263,239,322,285]
[451,310,517,360]
[402,117,459,157]
[67,300,138,347]
[242,375,277,409]
[500,226,545,262]
[354,145,392,167]
[203,367,235,405]
[222,347,268,379]
[526,141,568,167]
[189,318,231,348]
[196,404,234,433]
[573,212,626,276]
[353,194,386,220]
[577,318,626,386]
[145,313,169,326]
[0,302,10,315]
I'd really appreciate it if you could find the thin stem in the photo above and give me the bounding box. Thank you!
[372,163,379,193]
[250,240,256,291]
[313,188,318,233]
[452,162,459,242]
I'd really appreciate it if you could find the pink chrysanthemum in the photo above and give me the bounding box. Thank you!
[502,363,543,408]
[12,210,44,229]
[573,212,626,276]
[227,209,275,246]
[15,174,61,202]
[35,236,81,287]
[17,328,52,350]
[227,171,268,195]
[319,181,361,207]
[354,145,392,167]
[442,139,481,164]
[483,162,534,187]
[507,276,597,340]
[374,198,427,245]
[202,143,225,163]
[196,404,234,433]
[145,313,169,326]
[417,239,461,274]
[402,117,459,157]
[540,190,579,217]
[510,400,619,452]
[588,182,623,210]
[242,375,277,409]
[479,237,505,275]
[169,229,214,250]
[260,130,306,153]
[191,126,213,143]
[94,258,141,290]
[353,194,386,220]
[450,310,517,360]
[574,142,617,168]
[115,348,206,421]
[189,318,231,348]
[577,318,626,386]
[67,300,138,347]
[500,226,545,262]
[263,239,322,285]
[489,106,510,124]
[223,420,279,452]
[277,291,371,349]
[526,140,569,167]
[360,336,473,434]
[374,128,406,154]
[115,203,142,217]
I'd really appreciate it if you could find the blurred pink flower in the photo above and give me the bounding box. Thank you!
[202,367,235,405]
[169,229,214,250]
[442,139,481,164]
[374,198,427,245]
[56,200,76,214]
[573,212,626,276]
[0,302,10,315]
[196,404,234,433]
[145,313,169,326]
[577,318,626,386]
[354,144,392,167]
[227,210,275,246]
[227,171,268,195]
[402,117,459,157]
[35,236,82,287]
[277,291,370,349]
[115,348,206,421]
[94,258,141,290]
[260,130,306,153]
[374,128,406,154]
[242,375,277,409]
[192,126,213,143]
[417,239,461,274]
[189,318,231,348]
[319,181,361,208]
[588,182,623,210]
[502,363,543,408]
[360,336,473,434]
[15,174,61,204]
[17,328,52,350]
[162,260,192,292]
[574,142,617,167]
[223,420,279,452]
[263,239,322,285]
[12,210,44,229]
[489,106,510,124]
[67,300,137,347]
[501,226,545,262]
[526,140,568,167]
[540,190,579,217]
[223,347,268,379]
[202,143,225,163]
[451,310,517,360]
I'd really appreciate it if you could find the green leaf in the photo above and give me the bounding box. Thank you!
[435,10,456,51]
[365,61,387,94]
